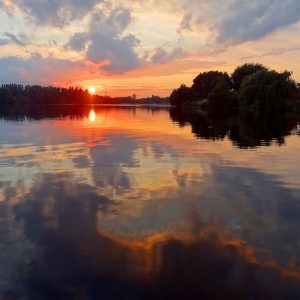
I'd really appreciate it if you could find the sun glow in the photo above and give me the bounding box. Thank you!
[88,87,96,95]
[89,109,96,122]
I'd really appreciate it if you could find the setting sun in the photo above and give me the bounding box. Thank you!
[88,87,96,95]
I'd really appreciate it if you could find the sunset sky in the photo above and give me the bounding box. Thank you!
[1,0,300,97]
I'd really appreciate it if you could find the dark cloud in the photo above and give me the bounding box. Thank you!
[216,0,300,44]
[0,32,30,47]
[67,8,142,73]
[151,47,184,64]
[3,32,29,47]
[67,32,89,52]
[173,0,300,45]
[3,0,102,27]
[87,33,141,73]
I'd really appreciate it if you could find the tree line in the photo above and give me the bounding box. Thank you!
[170,63,300,113]
[0,84,170,105]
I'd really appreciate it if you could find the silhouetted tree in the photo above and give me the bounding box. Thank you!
[170,84,195,107]
[169,64,300,114]
[0,87,13,103]
[192,71,232,100]
[207,77,230,112]
[231,63,267,90]
[240,69,296,111]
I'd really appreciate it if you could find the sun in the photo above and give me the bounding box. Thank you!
[88,87,96,95]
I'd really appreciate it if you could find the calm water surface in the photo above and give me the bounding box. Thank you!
[0,106,300,299]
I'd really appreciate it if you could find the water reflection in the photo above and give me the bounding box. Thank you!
[170,108,300,148]
[89,109,96,122]
[0,105,300,299]
[1,171,299,299]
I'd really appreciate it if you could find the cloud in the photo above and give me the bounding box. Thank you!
[216,0,300,44]
[87,33,141,73]
[177,13,193,33]
[138,0,300,45]
[1,0,300,85]
[67,7,186,73]
[0,38,9,46]
[0,53,84,84]
[3,32,29,47]
[241,46,300,60]
[0,32,30,47]
[67,32,89,52]
[151,47,184,64]
[0,0,15,15]
[67,8,142,73]
[2,0,300,48]
[2,0,102,27]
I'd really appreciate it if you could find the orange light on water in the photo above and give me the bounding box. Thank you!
[88,87,96,95]
[89,109,96,122]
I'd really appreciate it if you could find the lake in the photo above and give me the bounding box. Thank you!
[0,105,300,299]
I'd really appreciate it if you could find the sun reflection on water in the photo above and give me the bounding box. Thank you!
[89,109,96,122]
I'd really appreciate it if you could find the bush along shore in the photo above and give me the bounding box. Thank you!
[170,63,300,115]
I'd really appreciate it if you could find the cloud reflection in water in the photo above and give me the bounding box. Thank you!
[0,106,300,299]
